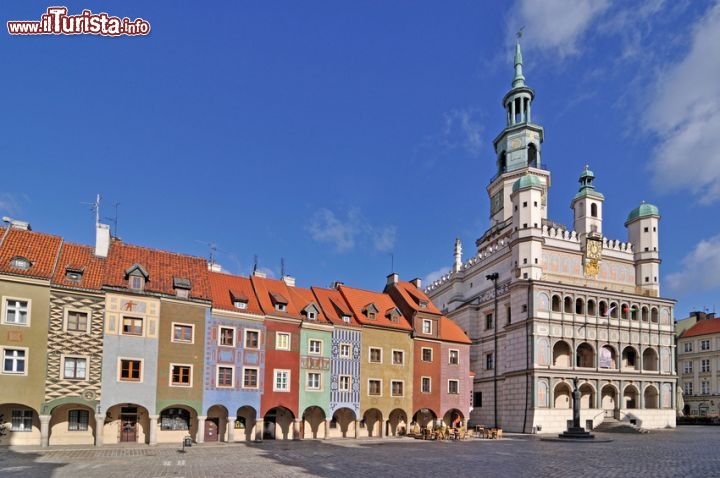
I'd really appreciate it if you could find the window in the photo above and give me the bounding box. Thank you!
[702,359,711,373]
[172,323,193,343]
[391,380,404,397]
[485,313,493,330]
[701,340,710,351]
[684,342,693,353]
[68,409,89,431]
[4,298,29,325]
[449,349,459,365]
[474,392,482,408]
[3,348,26,374]
[11,256,31,270]
[339,375,351,391]
[243,367,259,388]
[276,332,291,350]
[275,303,287,312]
[368,379,381,396]
[309,339,322,355]
[684,382,693,396]
[160,408,190,431]
[66,310,89,332]
[339,343,351,358]
[684,361,693,374]
[421,348,432,362]
[448,380,459,394]
[274,369,290,391]
[63,356,87,380]
[422,319,432,334]
[307,372,321,390]
[219,326,235,346]
[234,300,247,309]
[392,349,404,365]
[245,330,260,349]
[120,359,142,381]
[171,364,192,386]
[122,317,143,336]
[341,314,351,323]
[11,409,32,431]
[486,352,494,370]
[421,377,431,393]
[701,381,710,395]
[129,275,144,291]
[369,347,382,363]
[217,366,234,387]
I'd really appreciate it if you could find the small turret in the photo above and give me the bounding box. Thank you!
[571,165,604,244]
[625,201,661,296]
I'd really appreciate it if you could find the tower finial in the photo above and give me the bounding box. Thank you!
[512,31,526,89]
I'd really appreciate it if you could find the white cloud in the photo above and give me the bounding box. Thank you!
[514,0,610,58]
[423,265,451,288]
[306,208,397,253]
[646,2,720,203]
[443,108,484,155]
[0,193,23,217]
[666,234,720,293]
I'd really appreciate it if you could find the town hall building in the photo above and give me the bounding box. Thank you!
[425,41,678,434]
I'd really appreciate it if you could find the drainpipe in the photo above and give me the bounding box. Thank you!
[486,272,499,428]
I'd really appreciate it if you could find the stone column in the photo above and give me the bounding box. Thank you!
[227,417,236,443]
[255,417,264,442]
[94,414,105,447]
[149,415,159,445]
[324,420,329,440]
[354,420,359,439]
[293,418,301,440]
[196,416,206,444]
[39,414,51,448]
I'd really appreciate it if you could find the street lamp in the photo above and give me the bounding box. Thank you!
[486,272,499,428]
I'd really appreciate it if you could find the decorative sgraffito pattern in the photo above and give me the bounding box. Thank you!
[45,291,105,403]
[329,328,361,415]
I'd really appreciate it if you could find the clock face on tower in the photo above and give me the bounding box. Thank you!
[586,238,602,261]
[491,191,503,215]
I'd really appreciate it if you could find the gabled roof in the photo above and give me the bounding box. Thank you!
[51,242,107,290]
[388,281,443,315]
[311,286,360,327]
[103,242,210,300]
[681,318,720,339]
[0,227,63,279]
[287,286,331,324]
[208,271,263,315]
[338,285,412,331]
[439,316,471,344]
[250,274,302,319]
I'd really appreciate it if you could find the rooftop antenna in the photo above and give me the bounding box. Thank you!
[82,194,101,225]
[253,254,258,274]
[194,240,218,268]
[390,252,394,272]
[105,202,120,238]
[281,257,285,277]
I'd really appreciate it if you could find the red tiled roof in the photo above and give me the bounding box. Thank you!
[0,228,63,279]
[52,242,107,290]
[439,316,471,344]
[311,286,360,327]
[208,271,264,315]
[681,319,720,338]
[392,281,443,314]
[338,285,412,331]
[287,286,331,324]
[103,242,211,300]
[250,275,302,319]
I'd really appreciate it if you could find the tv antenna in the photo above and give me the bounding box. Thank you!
[281,257,286,277]
[195,240,220,268]
[81,194,102,225]
[252,254,259,274]
[105,202,120,238]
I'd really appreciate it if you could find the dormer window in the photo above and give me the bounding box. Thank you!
[386,307,401,323]
[270,292,288,312]
[303,303,319,321]
[65,266,84,283]
[341,315,351,323]
[419,300,428,308]
[10,256,31,270]
[363,303,379,320]
[124,264,149,292]
[173,277,191,299]
[307,311,316,320]
[230,290,248,310]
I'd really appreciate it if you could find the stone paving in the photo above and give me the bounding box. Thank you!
[1,427,719,478]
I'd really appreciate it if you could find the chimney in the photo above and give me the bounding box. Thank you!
[252,269,267,278]
[386,272,399,286]
[208,262,222,272]
[332,281,344,289]
[282,275,296,287]
[410,277,422,289]
[2,216,31,230]
[95,223,110,258]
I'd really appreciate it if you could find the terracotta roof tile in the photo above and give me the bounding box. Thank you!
[103,242,210,300]
[208,271,264,315]
[439,316,471,344]
[337,285,412,331]
[681,319,720,338]
[52,242,107,290]
[0,228,63,279]
[311,286,360,327]
[287,286,331,324]
[392,281,442,314]
[250,275,302,319]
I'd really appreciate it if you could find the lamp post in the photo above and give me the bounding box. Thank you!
[486,272,499,428]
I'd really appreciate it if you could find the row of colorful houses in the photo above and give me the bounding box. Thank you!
[0,222,472,446]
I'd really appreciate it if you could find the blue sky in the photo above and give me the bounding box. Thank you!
[2,1,719,320]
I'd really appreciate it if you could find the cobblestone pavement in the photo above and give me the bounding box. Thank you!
[1,427,720,478]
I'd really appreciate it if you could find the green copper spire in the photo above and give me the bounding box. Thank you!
[512,40,526,88]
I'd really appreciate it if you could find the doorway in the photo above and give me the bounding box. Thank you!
[204,418,219,442]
